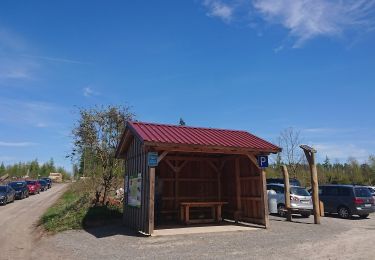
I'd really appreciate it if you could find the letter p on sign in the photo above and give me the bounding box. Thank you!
[257,155,268,168]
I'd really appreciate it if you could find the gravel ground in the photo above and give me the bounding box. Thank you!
[32,214,375,260]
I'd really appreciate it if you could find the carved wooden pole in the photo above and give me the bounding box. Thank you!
[300,145,320,224]
[281,165,292,221]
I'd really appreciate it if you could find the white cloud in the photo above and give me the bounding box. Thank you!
[201,0,375,46]
[0,97,58,128]
[0,141,37,147]
[253,0,375,47]
[21,54,91,65]
[313,143,369,162]
[83,87,100,97]
[203,0,234,22]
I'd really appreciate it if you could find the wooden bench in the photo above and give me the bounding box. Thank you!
[180,202,228,225]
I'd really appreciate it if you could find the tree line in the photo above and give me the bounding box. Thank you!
[0,158,70,180]
[267,127,375,187]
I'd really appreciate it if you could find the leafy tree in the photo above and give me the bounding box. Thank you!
[70,105,135,204]
[278,127,303,178]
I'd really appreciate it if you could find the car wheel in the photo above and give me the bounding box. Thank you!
[301,213,311,218]
[359,214,369,219]
[277,204,286,217]
[338,207,351,219]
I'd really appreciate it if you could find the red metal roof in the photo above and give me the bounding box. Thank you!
[127,121,280,153]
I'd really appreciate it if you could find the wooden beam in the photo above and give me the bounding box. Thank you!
[157,151,168,164]
[176,160,188,173]
[260,169,270,228]
[148,167,155,235]
[165,159,177,173]
[146,142,278,155]
[246,154,260,170]
[235,158,242,222]
[208,161,220,173]
[300,145,320,225]
[281,165,292,221]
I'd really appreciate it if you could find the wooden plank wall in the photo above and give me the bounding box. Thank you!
[157,159,218,221]
[221,156,264,224]
[238,156,263,223]
[123,137,151,234]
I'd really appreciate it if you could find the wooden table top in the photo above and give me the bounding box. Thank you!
[180,202,228,206]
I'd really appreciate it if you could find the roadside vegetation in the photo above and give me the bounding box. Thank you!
[40,180,122,233]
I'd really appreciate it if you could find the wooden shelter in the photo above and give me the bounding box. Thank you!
[115,122,281,235]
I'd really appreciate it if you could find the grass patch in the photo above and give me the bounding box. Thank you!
[40,182,123,233]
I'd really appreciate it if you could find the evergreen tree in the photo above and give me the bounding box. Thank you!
[0,162,5,175]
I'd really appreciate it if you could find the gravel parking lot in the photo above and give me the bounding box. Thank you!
[32,214,375,260]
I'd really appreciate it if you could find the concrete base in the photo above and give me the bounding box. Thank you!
[153,223,259,236]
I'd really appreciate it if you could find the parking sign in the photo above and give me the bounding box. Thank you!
[257,155,268,168]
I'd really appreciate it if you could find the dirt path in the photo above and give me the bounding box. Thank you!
[0,184,68,260]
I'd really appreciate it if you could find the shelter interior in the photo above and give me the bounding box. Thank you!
[154,151,266,227]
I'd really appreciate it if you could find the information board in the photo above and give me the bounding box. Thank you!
[128,173,141,207]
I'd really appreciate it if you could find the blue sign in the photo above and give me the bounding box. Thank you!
[148,152,158,167]
[257,155,268,168]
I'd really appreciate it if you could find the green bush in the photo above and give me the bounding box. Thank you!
[40,181,122,233]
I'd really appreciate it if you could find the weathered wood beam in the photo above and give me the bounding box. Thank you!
[260,168,269,228]
[281,165,292,221]
[146,142,277,155]
[157,151,168,164]
[246,154,261,170]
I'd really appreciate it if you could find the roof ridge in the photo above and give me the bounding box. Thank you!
[129,121,251,133]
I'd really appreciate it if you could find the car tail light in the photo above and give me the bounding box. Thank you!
[290,196,299,202]
[354,198,365,204]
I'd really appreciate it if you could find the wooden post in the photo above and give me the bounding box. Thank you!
[234,158,242,222]
[281,165,292,221]
[260,169,270,228]
[148,167,156,234]
[300,145,320,224]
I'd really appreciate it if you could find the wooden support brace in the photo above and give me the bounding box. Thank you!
[157,151,168,164]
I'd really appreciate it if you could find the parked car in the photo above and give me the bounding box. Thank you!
[38,179,48,191]
[319,185,375,219]
[0,185,16,205]
[267,178,301,187]
[26,180,40,195]
[267,184,312,217]
[8,181,29,199]
[40,177,52,189]
[366,186,375,197]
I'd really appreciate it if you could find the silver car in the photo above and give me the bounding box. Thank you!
[267,184,313,217]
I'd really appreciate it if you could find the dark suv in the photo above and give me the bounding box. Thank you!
[9,181,29,199]
[319,185,375,219]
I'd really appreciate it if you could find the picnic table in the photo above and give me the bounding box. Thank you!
[180,202,228,225]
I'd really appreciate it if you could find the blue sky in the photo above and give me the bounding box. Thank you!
[1,0,375,171]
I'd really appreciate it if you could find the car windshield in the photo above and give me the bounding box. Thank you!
[290,187,310,196]
[39,180,46,185]
[26,181,36,185]
[355,187,372,197]
[0,186,6,192]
